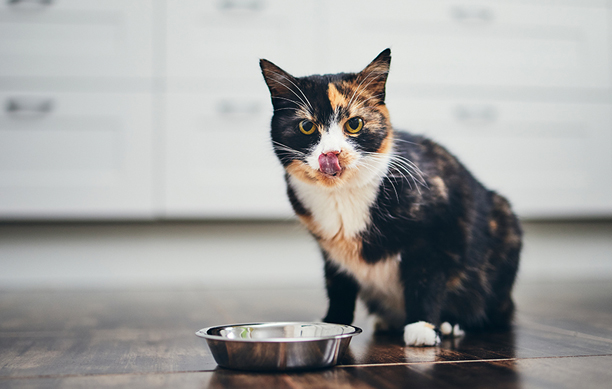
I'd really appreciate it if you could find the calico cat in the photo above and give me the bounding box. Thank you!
[260,49,522,346]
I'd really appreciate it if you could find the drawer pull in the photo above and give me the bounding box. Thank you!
[451,6,493,23]
[7,0,53,6]
[6,98,54,117]
[217,0,264,11]
[217,100,261,116]
[454,105,497,124]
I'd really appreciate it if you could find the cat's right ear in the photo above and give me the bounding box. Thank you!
[260,59,298,100]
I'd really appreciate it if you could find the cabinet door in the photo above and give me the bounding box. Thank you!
[163,91,292,218]
[0,92,154,219]
[166,0,318,85]
[386,97,612,217]
[0,0,153,78]
[326,0,609,89]
[164,0,318,218]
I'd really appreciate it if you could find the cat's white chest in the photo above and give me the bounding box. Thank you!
[289,176,379,239]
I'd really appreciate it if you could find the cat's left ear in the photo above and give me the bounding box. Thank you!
[260,59,298,102]
[357,48,392,102]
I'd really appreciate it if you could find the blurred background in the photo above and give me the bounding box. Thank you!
[0,0,611,289]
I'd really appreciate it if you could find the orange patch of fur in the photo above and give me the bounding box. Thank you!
[430,176,449,201]
[327,83,347,111]
[489,219,498,233]
[286,160,317,184]
[377,129,394,155]
[300,214,365,269]
[321,234,364,272]
[377,104,391,124]
[446,272,468,292]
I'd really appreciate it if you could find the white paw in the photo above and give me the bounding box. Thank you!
[404,321,440,347]
[440,322,453,336]
[439,322,466,338]
[453,324,465,337]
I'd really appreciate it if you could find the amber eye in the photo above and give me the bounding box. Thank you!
[344,117,364,134]
[299,120,316,135]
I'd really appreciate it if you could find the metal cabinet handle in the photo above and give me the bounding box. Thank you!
[5,98,54,117]
[7,0,53,6]
[217,0,264,11]
[454,105,498,123]
[451,5,493,23]
[216,100,261,116]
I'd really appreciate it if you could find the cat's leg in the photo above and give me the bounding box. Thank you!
[484,193,521,330]
[322,258,359,325]
[361,291,405,335]
[484,243,519,330]
[399,252,447,347]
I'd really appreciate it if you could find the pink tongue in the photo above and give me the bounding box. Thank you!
[318,152,342,176]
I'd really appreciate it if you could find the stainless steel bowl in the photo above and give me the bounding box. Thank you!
[196,322,362,371]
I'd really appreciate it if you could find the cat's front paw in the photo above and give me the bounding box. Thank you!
[403,321,440,347]
[439,322,465,338]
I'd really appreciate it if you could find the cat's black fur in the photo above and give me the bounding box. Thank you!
[260,49,521,342]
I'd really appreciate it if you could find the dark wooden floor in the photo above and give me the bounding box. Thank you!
[1,280,611,388]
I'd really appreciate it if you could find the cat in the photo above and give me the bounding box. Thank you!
[260,49,522,346]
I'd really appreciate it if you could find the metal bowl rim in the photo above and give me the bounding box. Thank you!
[195,321,362,343]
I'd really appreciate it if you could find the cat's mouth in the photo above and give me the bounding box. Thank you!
[318,152,343,177]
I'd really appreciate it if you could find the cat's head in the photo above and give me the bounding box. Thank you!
[260,49,393,189]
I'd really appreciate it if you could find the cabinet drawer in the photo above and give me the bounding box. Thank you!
[327,0,609,89]
[163,92,292,218]
[0,92,154,219]
[386,97,612,217]
[166,0,318,85]
[0,0,153,78]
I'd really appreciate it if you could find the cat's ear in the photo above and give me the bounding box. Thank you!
[260,59,298,100]
[356,48,392,102]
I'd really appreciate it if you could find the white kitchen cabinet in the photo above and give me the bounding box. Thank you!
[163,0,318,218]
[1,0,611,220]
[163,91,292,218]
[325,0,609,89]
[0,92,154,219]
[0,0,154,78]
[165,0,319,84]
[386,96,612,217]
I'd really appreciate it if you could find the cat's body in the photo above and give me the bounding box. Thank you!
[260,49,521,346]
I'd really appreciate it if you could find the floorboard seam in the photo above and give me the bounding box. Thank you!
[336,353,612,369]
[2,354,612,380]
[520,319,612,344]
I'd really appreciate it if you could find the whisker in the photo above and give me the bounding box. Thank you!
[358,152,414,197]
[360,150,428,194]
[351,93,385,111]
[273,107,305,114]
[266,71,313,112]
[393,138,421,146]
[348,71,388,110]
[388,158,423,193]
[391,155,428,187]
[271,142,308,165]
[355,157,401,203]
[272,141,306,156]
[347,70,387,109]
[271,96,309,112]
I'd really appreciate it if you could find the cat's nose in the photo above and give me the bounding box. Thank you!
[322,150,341,157]
[319,151,342,176]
